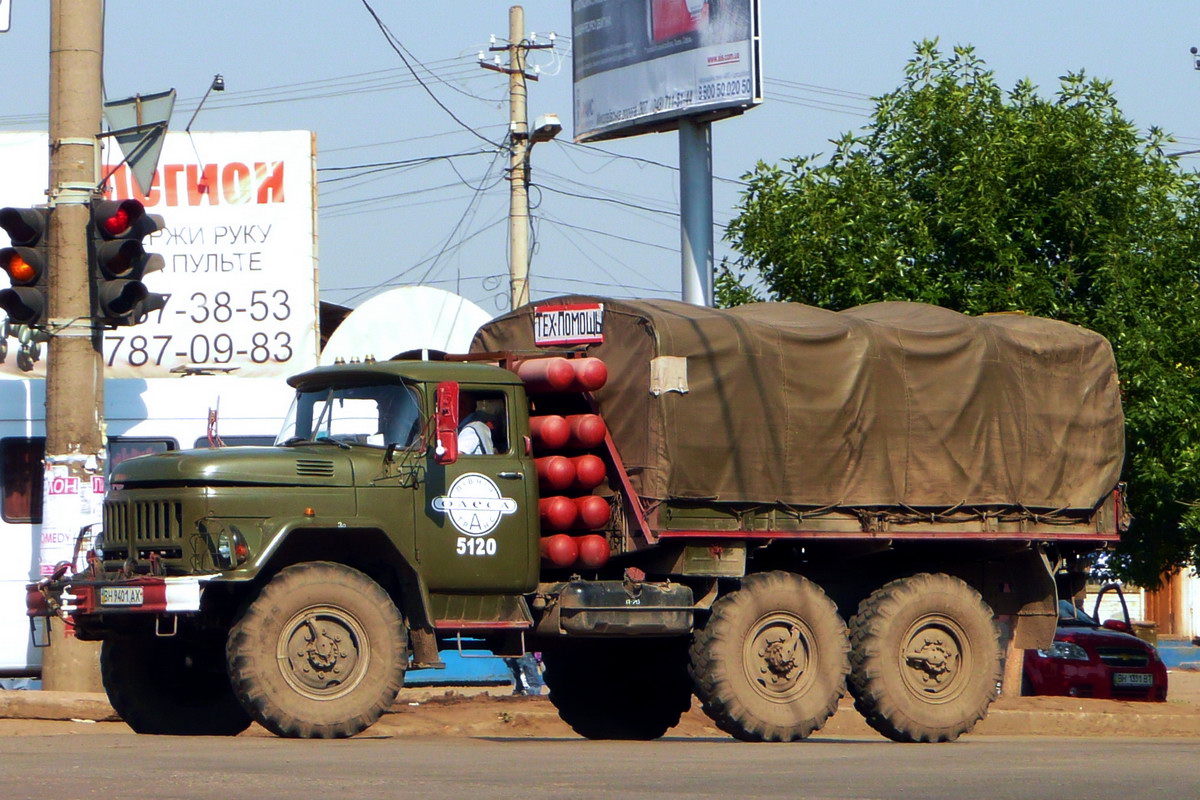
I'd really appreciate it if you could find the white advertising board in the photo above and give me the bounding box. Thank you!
[0,130,319,379]
[573,0,762,142]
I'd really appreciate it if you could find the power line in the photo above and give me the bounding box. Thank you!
[765,77,874,100]
[321,124,507,154]
[537,211,676,253]
[555,140,748,185]
[336,212,507,303]
[338,148,508,304]
[539,219,674,296]
[317,149,494,184]
[359,0,500,147]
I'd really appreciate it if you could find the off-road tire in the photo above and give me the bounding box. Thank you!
[689,571,849,742]
[542,637,692,740]
[226,561,408,738]
[848,572,1002,743]
[101,634,252,736]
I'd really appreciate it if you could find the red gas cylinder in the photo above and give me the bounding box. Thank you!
[540,534,579,568]
[573,495,610,529]
[539,496,578,531]
[565,414,607,449]
[536,455,576,492]
[570,454,606,490]
[571,358,608,392]
[529,414,570,450]
[576,534,610,568]
[517,357,575,393]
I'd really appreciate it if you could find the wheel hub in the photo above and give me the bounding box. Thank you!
[299,617,349,673]
[744,613,815,699]
[898,615,970,703]
[905,636,957,685]
[278,605,369,699]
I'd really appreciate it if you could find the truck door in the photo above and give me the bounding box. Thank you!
[418,386,538,592]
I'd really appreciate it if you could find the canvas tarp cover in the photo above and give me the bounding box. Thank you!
[472,297,1124,511]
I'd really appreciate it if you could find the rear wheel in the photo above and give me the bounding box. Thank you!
[542,637,692,740]
[226,561,408,738]
[689,571,849,742]
[101,633,251,736]
[848,572,1001,743]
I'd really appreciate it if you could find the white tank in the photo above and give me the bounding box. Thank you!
[320,286,493,365]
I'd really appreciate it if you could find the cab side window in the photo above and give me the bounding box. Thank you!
[457,391,509,456]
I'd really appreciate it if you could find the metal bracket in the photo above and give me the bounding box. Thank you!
[53,137,97,148]
[47,180,97,207]
[155,614,178,637]
[47,317,97,337]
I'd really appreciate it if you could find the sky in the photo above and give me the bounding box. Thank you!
[1,2,1198,319]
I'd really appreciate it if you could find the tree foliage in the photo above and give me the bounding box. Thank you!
[723,41,1200,585]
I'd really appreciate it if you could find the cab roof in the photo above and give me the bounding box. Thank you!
[287,357,521,389]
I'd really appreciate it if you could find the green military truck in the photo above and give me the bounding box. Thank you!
[28,297,1126,742]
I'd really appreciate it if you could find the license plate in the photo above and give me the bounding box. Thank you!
[1113,672,1154,687]
[99,586,144,607]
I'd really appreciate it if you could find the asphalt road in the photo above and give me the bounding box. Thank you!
[1,734,1197,800]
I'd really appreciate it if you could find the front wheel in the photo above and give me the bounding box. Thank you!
[689,571,849,742]
[226,561,408,738]
[101,634,252,736]
[848,572,1001,743]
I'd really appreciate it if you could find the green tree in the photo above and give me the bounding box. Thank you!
[724,40,1200,585]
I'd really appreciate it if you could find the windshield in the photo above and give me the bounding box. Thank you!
[1057,599,1099,626]
[277,382,423,448]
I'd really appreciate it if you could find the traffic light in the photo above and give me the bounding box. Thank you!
[0,207,50,325]
[89,199,166,326]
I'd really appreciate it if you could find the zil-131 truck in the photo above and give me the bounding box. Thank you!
[27,297,1126,742]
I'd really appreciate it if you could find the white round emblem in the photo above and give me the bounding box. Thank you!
[432,473,519,536]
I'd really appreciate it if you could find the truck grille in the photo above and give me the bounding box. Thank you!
[1096,647,1149,668]
[104,500,183,546]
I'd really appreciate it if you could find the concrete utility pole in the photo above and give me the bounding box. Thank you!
[507,6,529,312]
[482,6,553,312]
[42,0,105,691]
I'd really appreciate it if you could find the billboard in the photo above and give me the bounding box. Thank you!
[573,0,762,142]
[0,130,319,380]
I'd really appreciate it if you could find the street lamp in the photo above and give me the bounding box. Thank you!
[530,113,562,144]
[185,74,225,132]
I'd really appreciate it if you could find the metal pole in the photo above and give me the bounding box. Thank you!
[508,5,531,311]
[678,117,713,306]
[42,0,105,692]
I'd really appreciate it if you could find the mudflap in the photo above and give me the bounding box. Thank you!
[982,545,1058,650]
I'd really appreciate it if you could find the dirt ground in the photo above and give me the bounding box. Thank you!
[3,670,1198,740]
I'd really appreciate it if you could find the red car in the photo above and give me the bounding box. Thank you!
[1023,599,1168,701]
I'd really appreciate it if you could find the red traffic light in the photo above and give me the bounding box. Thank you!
[97,199,143,237]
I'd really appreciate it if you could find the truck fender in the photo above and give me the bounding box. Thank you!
[251,516,436,636]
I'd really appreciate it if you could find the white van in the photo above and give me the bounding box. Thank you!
[0,375,295,678]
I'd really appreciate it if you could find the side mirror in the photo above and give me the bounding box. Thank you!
[433,381,459,465]
[1102,619,1132,633]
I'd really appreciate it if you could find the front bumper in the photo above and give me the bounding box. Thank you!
[27,567,217,622]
